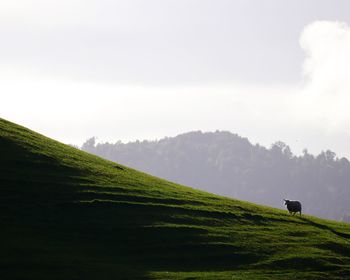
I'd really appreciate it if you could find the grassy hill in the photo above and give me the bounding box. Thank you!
[1,118,350,279]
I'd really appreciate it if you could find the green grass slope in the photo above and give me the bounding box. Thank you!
[1,118,350,280]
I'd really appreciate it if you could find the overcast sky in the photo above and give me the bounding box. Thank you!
[2,0,350,157]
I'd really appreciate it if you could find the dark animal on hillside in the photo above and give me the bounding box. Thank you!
[284,199,302,216]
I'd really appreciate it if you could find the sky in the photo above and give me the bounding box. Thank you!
[2,0,350,157]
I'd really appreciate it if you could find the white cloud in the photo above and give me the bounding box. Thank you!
[298,21,350,135]
[300,21,350,96]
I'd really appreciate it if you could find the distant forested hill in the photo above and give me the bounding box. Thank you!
[81,131,350,220]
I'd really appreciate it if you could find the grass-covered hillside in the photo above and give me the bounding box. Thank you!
[1,118,350,280]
